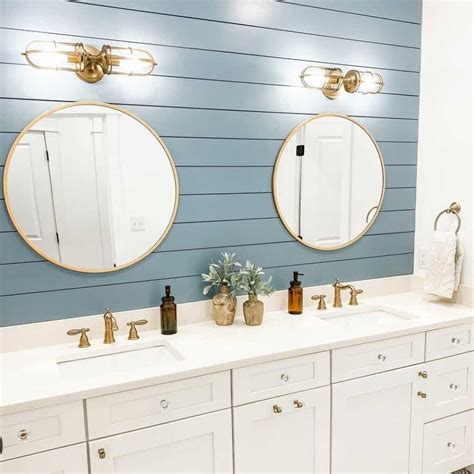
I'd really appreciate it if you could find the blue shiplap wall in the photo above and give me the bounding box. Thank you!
[0,0,421,326]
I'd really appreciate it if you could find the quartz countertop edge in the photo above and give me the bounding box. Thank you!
[1,292,473,415]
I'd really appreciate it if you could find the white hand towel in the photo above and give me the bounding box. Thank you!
[424,230,463,299]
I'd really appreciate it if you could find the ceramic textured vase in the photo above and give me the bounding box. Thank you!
[243,294,264,326]
[212,284,237,326]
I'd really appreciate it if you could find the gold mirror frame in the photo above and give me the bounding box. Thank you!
[272,113,385,251]
[3,101,180,273]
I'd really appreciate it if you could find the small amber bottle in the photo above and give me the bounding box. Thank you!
[288,272,304,315]
[160,285,177,335]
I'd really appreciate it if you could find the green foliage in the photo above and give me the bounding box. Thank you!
[201,252,242,297]
[239,260,274,297]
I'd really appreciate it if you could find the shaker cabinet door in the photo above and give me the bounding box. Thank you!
[0,444,88,474]
[233,386,330,473]
[89,410,233,474]
[332,365,426,474]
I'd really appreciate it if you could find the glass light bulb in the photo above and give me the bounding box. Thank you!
[109,47,156,76]
[301,66,329,89]
[23,41,79,71]
[357,71,384,94]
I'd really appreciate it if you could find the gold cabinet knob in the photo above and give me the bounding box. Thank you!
[451,337,462,345]
[98,448,106,459]
[418,371,428,379]
[281,373,289,383]
[311,294,327,310]
[293,400,305,409]
[273,404,283,414]
[449,383,459,391]
[377,353,386,362]
[447,441,456,451]
[17,429,30,441]
[67,328,91,348]
[417,391,427,399]
[127,319,148,340]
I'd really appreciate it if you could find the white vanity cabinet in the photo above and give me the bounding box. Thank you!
[89,410,233,473]
[233,387,331,473]
[332,364,426,473]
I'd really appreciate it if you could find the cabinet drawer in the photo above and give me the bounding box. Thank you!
[0,401,85,461]
[423,410,473,473]
[86,371,231,439]
[0,443,88,473]
[425,352,473,422]
[332,333,425,382]
[232,352,330,405]
[426,324,473,361]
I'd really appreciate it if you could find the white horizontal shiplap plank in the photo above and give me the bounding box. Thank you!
[281,0,422,24]
[0,29,420,96]
[0,65,420,119]
[75,0,421,48]
[0,253,414,326]
[0,232,414,296]
[0,1,421,71]
[0,99,419,141]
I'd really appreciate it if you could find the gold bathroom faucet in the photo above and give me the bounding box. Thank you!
[332,279,363,307]
[103,308,119,344]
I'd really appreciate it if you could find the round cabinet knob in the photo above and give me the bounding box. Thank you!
[418,371,428,379]
[160,399,170,410]
[18,429,30,441]
[447,441,456,451]
[273,405,283,414]
[281,373,289,383]
[378,354,386,362]
[417,391,427,399]
[451,337,461,345]
[449,383,459,391]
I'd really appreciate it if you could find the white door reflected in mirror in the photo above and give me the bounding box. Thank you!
[273,114,385,250]
[4,102,179,272]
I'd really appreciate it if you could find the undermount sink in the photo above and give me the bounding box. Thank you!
[57,339,183,377]
[315,305,417,329]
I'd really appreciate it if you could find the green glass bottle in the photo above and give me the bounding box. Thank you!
[160,285,177,335]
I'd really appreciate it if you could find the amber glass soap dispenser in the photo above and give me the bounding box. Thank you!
[288,271,304,314]
[160,285,177,335]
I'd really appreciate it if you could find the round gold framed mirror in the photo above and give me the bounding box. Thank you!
[273,113,385,251]
[4,101,179,273]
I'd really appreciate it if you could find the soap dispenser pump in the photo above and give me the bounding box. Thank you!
[288,271,304,315]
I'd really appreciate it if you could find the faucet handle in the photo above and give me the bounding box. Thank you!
[349,288,363,306]
[104,308,119,330]
[127,319,148,340]
[311,294,327,310]
[333,278,340,287]
[67,328,91,348]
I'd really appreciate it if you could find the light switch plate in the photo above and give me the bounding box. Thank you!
[418,247,429,269]
[130,216,147,231]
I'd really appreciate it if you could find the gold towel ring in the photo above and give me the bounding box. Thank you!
[434,202,461,234]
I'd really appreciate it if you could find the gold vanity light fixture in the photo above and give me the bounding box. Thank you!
[300,65,384,99]
[22,41,156,83]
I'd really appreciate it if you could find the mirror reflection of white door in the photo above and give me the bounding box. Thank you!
[300,119,353,246]
[43,116,115,269]
[7,131,60,260]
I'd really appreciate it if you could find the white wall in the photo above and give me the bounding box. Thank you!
[415,0,473,288]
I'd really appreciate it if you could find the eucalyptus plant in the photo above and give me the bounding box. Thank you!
[239,260,274,297]
[201,252,242,297]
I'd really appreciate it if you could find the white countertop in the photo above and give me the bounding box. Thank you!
[1,292,473,415]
